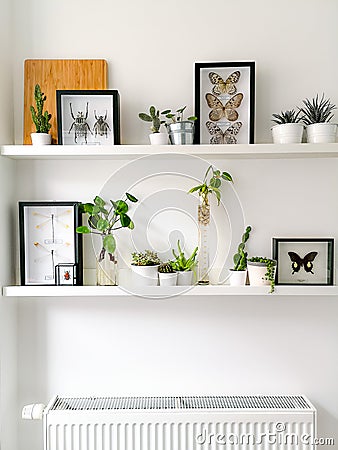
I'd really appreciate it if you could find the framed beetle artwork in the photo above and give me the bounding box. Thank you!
[194,61,255,145]
[272,238,334,285]
[56,90,120,145]
[19,202,83,286]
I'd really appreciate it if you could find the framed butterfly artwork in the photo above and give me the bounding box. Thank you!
[194,61,255,145]
[272,238,334,285]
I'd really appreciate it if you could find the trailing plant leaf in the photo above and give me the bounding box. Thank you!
[248,256,276,293]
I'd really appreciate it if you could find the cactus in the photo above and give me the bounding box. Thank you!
[30,84,52,134]
[138,105,165,133]
[158,262,175,273]
[171,240,198,272]
[232,226,252,271]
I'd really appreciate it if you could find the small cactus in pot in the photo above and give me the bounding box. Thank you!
[158,261,177,286]
[30,84,52,145]
[139,106,168,144]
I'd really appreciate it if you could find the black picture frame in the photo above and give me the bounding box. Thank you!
[272,238,334,286]
[194,61,255,145]
[19,201,83,286]
[56,90,120,145]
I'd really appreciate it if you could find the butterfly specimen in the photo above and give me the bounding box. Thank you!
[206,121,242,144]
[208,71,241,96]
[205,93,243,122]
[288,251,318,274]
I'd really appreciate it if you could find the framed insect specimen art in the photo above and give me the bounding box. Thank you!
[56,90,120,145]
[272,238,334,285]
[194,61,255,144]
[19,202,83,286]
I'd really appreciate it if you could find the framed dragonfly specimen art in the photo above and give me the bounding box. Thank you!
[19,201,83,286]
[194,61,255,145]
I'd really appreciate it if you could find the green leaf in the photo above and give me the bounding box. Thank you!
[94,196,106,207]
[128,220,135,229]
[149,106,156,118]
[82,203,94,214]
[161,109,171,115]
[221,171,233,182]
[103,234,116,254]
[92,205,101,215]
[214,178,221,188]
[76,225,91,234]
[110,200,118,209]
[210,186,221,204]
[187,116,197,121]
[120,213,131,227]
[88,215,99,229]
[138,113,152,122]
[96,218,109,231]
[115,200,128,214]
[188,185,204,193]
[214,170,221,176]
[176,106,186,113]
[126,192,138,203]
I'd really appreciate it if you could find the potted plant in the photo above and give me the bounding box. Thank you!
[158,262,177,286]
[229,226,251,286]
[162,106,197,145]
[131,250,162,286]
[271,109,304,144]
[138,106,168,145]
[247,256,276,293]
[171,240,198,286]
[76,192,138,286]
[189,165,233,284]
[30,84,52,145]
[300,93,337,143]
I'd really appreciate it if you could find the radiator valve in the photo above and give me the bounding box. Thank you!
[22,403,46,420]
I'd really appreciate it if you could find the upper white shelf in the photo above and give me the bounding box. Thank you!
[1,143,338,160]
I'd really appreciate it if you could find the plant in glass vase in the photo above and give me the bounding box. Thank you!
[76,193,138,286]
[188,165,233,285]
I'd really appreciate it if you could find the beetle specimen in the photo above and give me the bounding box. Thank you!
[68,102,92,144]
[93,110,111,138]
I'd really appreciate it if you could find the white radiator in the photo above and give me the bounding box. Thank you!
[23,395,317,450]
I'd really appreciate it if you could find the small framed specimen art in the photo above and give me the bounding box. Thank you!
[19,201,83,286]
[56,90,120,145]
[272,238,334,285]
[194,61,255,145]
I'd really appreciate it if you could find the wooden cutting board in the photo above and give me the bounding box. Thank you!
[24,59,107,144]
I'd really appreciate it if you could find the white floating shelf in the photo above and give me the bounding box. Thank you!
[2,285,338,298]
[2,143,338,160]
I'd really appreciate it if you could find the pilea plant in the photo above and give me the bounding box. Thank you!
[300,94,336,124]
[232,226,252,271]
[271,109,303,124]
[138,106,165,133]
[131,250,162,266]
[162,106,197,123]
[171,240,198,272]
[248,256,276,293]
[158,262,175,273]
[30,84,52,133]
[76,193,138,261]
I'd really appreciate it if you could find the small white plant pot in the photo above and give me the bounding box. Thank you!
[271,123,304,144]
[31,132,52,145]
[177,270,193,286]
[306,123,337,143]
[131,265,159,286]
[247,261,276,286]
[159,272,177,286]
[228,269,247,286]
[149,132,168,145]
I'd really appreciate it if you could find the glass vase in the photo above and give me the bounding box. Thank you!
[96,247,118,286]
[198,197,210,285]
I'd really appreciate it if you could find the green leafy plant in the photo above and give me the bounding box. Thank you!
[138,106,165,133]
[232,226,252,271]
[158,262,175,273]
[76,193,138,261]
[248,256,276,293]
[188,165,233,206]
[131,250,162,266]
[171,240,198,272]
[271,109,303,125]
[300,94,336,125]
[162,106,197,123]
[30,84,52,134]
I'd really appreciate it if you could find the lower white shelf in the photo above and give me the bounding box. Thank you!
[2,285,338,298]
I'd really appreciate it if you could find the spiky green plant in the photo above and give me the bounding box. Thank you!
[171,240,198,272]
[138,106,165,133]
[30,84,52,133]
[131,250,162,266]
[232,226,252,271]
[271,109,303,125]
[300,94,336,125]
[158,262,175,273]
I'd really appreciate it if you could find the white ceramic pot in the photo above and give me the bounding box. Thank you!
[177,270,193,286]
[131,265,159,286]
[31,132,52,145]
[306,123,337,143]
[271,123,304,144]
[247,261,276,286]
[229,269,247,286]
[159,272,177,286]
[149,132,168,145]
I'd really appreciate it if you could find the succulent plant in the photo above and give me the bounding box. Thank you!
[30,84,52,134]
[248,256,276,293]
[300,94,336,125]
[232,226,252,271]
[271,109,303,125]
[138,106,165,133]
[158,262,175,273]
[171,240,198,272]
[162,106,197,123]
[131,250,162,266]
